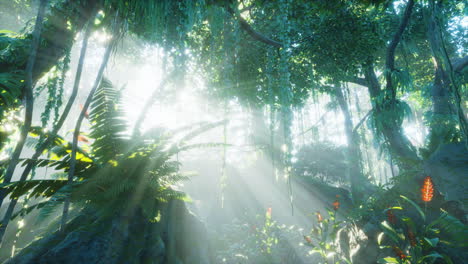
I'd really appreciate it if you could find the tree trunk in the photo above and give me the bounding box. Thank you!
[353,91,374,183]
[363,64,420,164]
[334,85,368,200]
[0,13,97,245]
[426,1,468,151]
[0,0,98,82]
[0,0,48,226]
[60,34,115,233]
[427,68,459,151]
[359,0,420,165]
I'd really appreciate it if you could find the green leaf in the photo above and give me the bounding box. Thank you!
[400,195,425,221]
[380,221,403,244]
[0,30,17,34]
[418,252,443,263]
[424,237,439,247]
[378,257,400,263]
[441,254,454,264]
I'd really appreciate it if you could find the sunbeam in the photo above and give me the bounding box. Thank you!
[0,0,467,263]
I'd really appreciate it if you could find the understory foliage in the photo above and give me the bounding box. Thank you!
[301,198,352,264]
[293,142,348,184]
[212,209,311,264]
[212,185,467,264]
[1,78,221,222]
[378,196,467,264]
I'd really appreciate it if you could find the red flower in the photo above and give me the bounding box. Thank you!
[408,230,417,247]
[333,200,340,211]
[421,176,434,202]
[387,209,396,225]
[316,211,323,223]
[393,246,407,260]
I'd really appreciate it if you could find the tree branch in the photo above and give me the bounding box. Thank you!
[132,71,177,139]
[385,0,415,97]
[225,5,282,48]
[352,110,371,133]
[296,109,332,136]
[454,56,468,72]
[238,17,282,48]
[347,77,368,87]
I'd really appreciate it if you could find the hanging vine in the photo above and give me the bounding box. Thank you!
[54,49,70,126]
[219,6,240,208]
[277,0,294,215]
[220,101,228,209]
[266,47,277,182]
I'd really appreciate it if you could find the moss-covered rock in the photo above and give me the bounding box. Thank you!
[6,200,213,264]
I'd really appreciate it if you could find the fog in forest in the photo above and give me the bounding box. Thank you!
[0,1,466,263]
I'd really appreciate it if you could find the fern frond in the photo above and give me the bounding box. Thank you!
[0,179,67,200]
[89,77,128,163]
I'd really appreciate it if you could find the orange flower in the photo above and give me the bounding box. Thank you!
[316,211,323,223]
[393,246,407,260]
[408,230,417,247]
[421,176,434,202]
[266,207,272,218]
[303,235,312,244]
[333,200,340,211]
[79,104,89,119]
[387,209,396,225]
[77,135,90,143]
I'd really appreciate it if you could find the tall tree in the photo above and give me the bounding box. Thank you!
[0,12,96,243]
[334,84,369,198]
[425,0,468,153]
[0,0,48,243]
[60,34,116,233]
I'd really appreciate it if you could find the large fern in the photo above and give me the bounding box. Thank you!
[3,76,225,224]
[89,77,128,164]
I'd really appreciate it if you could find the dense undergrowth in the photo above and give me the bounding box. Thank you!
[209,176,467,264]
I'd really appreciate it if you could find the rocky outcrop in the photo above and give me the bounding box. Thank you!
[424,142,468,206]
[6,200,213,264]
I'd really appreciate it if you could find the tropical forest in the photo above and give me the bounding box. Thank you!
[0,0,467,263]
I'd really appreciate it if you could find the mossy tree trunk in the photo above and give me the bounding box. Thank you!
[426,0,468,153]
[0,0,97,82]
